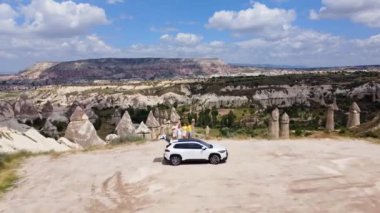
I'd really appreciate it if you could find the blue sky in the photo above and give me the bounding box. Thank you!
[1,0,380,72]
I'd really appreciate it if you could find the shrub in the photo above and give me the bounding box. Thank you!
[110,133,144,145]
[295,129,304,137]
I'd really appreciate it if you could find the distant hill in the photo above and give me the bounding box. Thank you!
[17,58,230,82]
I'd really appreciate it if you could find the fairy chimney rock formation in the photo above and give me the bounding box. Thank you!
[154,108,160,122]
[326,104,336,132]
[70,106,89,121]
[146,111,160,139]
[41,119,59,139]
[65,106,105,148]
[115,111,135,137]
[170,107,181,124]
[280,113,290,139]
[347,102,361,128]
[136,121,151,140]
[146,111,160,128]
[269,108,280,139]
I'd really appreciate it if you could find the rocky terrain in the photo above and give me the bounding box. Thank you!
[1,58,380,89]
[0,71,378,144]
[0,59,379,152]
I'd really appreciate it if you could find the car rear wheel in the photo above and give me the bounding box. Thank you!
[209,154,221,165]
[170,155,182,166]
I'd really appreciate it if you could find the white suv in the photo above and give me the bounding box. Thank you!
[163,138,228,166]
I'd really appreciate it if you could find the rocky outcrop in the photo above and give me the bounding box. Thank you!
[347,102,361,128]
[111,109,122,125]
[115,111,135,137]
[105,134,120,143]
[41,120,59,139]
[14,94,40,122]
[65,107,105,148]
[84,107,98,124]
[0,101,14,121]
[41,101,53,118]
[154,108,160,121]
[269,108,280,139]
[0,126,72,153]
[57,137,82,150]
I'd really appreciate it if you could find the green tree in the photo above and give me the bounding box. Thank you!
[211,106,219,127]
[221,111,236,128]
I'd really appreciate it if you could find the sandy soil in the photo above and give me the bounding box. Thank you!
[2,138,380,213]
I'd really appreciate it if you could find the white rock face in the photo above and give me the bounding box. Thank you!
[57,137,82,150]
[19,62,58,80]
[0,127,72,153]
[105,134,119,143]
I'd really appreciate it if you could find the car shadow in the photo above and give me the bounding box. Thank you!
[153,157,227,166]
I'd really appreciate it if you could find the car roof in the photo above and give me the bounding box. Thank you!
[177,138,204,143]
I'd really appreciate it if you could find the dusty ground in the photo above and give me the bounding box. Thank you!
[1,138,380,213]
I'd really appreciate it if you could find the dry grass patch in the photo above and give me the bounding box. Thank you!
[0,152,33,195]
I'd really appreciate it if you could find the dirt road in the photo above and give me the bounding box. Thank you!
[2,139,380,213]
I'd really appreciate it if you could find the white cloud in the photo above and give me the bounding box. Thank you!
[160,33,203,45]
[107,0,124,4]
[354,34,380,47]
[0,1,117,72]
[207,2,296,37]
[21,0,108,37]
[310,0,380,27]
[0,3,18,34]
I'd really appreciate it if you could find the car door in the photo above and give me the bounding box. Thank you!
[187,143,205,160]
[173,143,188,159]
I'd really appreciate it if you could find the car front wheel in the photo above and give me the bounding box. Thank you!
[209,154,221,165]
[170,155,182,166]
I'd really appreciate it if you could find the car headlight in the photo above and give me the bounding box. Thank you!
[218,150,226,153]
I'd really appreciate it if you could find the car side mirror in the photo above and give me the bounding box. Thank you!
[202,147,207,150]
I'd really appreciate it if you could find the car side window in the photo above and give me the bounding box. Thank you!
[188,143,203,149]
[174,144,187,149]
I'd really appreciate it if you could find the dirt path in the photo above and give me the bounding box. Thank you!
[2,139,380,213]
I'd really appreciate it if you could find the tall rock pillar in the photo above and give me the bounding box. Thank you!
[326,104,337,132]
[269,108,280,139]
[280,113,290,139]
[347,102,361,128]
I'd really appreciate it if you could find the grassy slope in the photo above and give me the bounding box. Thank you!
[0,152,32,195]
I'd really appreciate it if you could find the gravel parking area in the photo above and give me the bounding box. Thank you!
[1,138,380,213]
